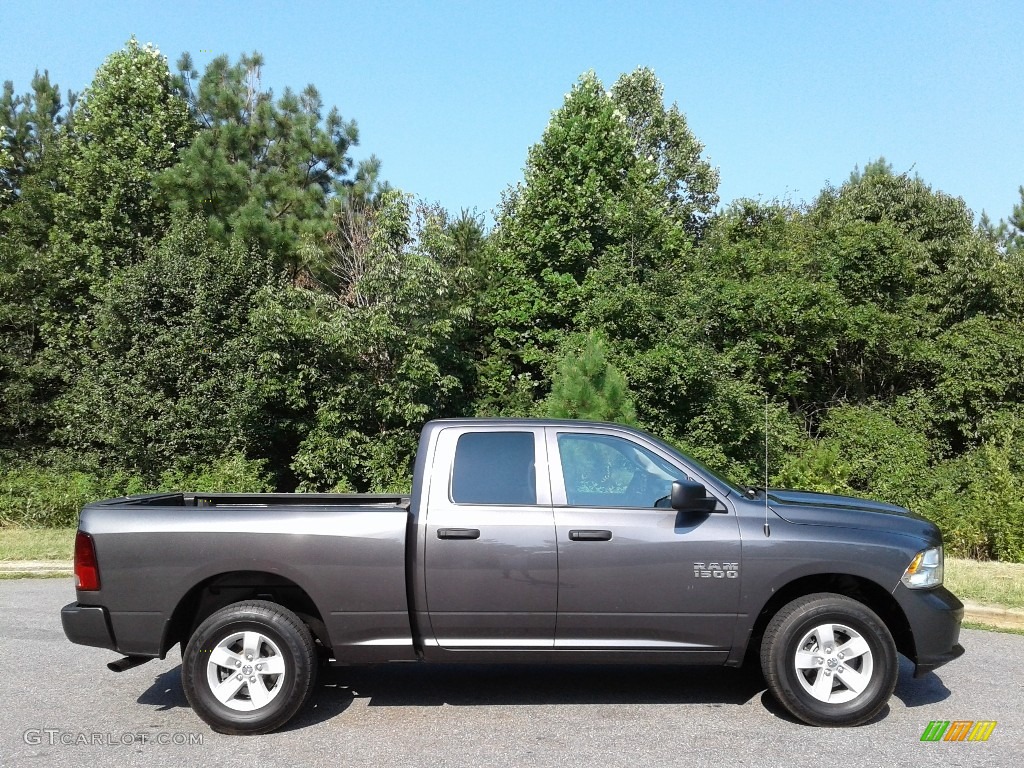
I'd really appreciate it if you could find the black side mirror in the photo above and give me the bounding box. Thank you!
[671,479,717,513]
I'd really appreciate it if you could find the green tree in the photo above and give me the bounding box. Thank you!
[56,214,273,475]
[47,39,193,286]
[812,162,996,325]
[158,51,370,276]
[291,191,475,492]
[0,237,44,448]
[800,162,1009,412]
[0,70,74,213]
[997,186,1024,256]
[476,72,637,412]
[921,423,1024,561]
[817,400,934,507]
[930,317,1024,446]
[609,67,719,234]
[845,156,894,185]
[38,37,195,401]
[448,208,487,271]
[543,332,637,424]
[693,199,846,406]
[0,71,77,446]
[478,69,715,414]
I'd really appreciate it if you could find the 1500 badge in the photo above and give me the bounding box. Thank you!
[693,562,739,578]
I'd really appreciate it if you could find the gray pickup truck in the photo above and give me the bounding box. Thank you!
[61,418,963,734]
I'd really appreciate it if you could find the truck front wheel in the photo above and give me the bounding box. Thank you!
[182,600,317,734]
[760,593,898,726]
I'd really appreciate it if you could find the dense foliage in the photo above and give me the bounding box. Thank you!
[1,44,1022,559]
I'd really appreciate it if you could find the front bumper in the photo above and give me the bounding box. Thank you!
[61,602,117,651]
[892,585,965,677]
[914,642,966,677]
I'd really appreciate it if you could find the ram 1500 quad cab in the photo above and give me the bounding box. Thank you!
[62,419,963,733]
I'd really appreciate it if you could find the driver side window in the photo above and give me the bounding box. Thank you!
[557,433,682,508]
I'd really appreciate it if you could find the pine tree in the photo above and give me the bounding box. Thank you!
[1002,186,1024,256]
[0,70,72,214]
[158,51,370,277]
[544,332,637,425]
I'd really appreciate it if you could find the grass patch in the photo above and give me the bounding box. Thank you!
[962,620,1024,637]
[946,557,1024,609]
[0,527,75,561]
[0,571,71,580]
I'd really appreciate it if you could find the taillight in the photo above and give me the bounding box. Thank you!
[74,531,100,591]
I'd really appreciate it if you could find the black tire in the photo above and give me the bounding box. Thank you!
[760,593,897,727]
[182,600,317,735]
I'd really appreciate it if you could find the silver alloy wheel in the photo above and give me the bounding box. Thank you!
[206,630,287,712]
[793,621,874,704]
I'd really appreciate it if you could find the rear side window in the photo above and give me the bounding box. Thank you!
[451,432,537,505]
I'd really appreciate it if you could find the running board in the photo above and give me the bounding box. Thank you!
[107,655,152,673]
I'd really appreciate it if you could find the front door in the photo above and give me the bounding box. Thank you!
[423,426,557,649]
[548,427,741,651]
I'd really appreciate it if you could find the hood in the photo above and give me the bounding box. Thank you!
[766,488,939,541]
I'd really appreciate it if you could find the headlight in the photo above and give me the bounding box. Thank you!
[902,546,943,589]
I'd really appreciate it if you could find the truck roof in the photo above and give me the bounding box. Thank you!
[425,417,643,430]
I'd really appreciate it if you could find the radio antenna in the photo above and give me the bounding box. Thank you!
[763,394,771,538]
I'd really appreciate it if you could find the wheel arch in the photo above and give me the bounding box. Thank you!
[739,573,915,667]
[162,571,332,657]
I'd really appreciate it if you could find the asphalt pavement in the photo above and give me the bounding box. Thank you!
[1,577,1021,768]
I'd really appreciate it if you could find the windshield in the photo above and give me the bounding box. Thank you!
[644,433,744,496]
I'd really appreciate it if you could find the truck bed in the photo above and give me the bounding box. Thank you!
[76,492,416,662]
[88,492,411,508]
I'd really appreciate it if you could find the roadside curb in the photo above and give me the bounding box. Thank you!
[961,600,1024,630]
[0,560,72,576]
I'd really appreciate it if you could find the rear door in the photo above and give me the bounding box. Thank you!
[423,426,557,649]
[548,427,741,652]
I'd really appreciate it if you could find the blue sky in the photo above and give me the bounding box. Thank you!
[2,0,1021,225]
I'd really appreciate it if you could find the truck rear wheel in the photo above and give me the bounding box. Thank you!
[760,593,898,726]
[182,600,317,734]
